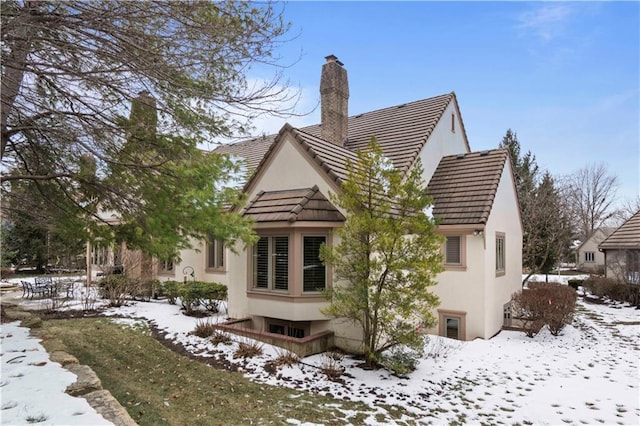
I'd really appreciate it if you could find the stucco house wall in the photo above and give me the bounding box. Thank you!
[577,229,611,273]
[482,159,523,338]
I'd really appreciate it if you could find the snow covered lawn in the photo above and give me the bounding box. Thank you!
[1,274,638,425]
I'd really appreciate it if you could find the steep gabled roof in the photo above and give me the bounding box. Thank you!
[242,185,345,223]
[301,93,468,173]
[214,92,463,180]
[599,211,640,250]
[427,149,508,226]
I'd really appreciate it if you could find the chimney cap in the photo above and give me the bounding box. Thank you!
[325,54,344,66]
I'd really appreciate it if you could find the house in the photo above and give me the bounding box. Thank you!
[598,211,640,284]
[167,55,523,353]
[576,227,616,274]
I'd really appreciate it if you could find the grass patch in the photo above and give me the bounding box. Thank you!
[39,318,381,425]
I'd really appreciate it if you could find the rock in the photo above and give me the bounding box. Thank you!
[65,364,103,396]
[83,390,137,426]
[50,350,79,366]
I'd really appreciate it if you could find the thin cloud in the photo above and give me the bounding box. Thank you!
[516,3,573,42]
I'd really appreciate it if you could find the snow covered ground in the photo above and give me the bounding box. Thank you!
[1,274,639,425]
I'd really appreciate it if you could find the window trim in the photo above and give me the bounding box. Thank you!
[438,309,466,340]
[442,234,466,271]
[496,232,506,277]
[247,228,332,299]
[206,238,226,272]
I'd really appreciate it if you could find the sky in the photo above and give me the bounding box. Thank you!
[236,1,639,208]
[3,274,639,425]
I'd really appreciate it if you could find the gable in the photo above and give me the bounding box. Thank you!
[215,92,466,189]
[239,129,343,212]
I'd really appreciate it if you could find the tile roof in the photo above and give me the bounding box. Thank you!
[599,210,640,250]
[301,93,465,173]
[242,185,345,223]
[427,149,508,226]
[215,92,462,178]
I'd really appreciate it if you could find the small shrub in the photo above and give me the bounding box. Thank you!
[512,282,577,337]
[191,318,217,338]
[273,347,300,368]
[98,275,136,307]
[132,279,159,301]
[582,276,638,305]
[179,281,227,315]
[233,339,263,359]
[210,330,233,345]
[160,280,180,304]
[319,352,344,381]
[381,347,419,377]
[40,295,68,314]
[567,279,583,291]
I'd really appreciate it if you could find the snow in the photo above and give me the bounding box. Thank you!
[1,274,639,425]
[0,322,112,425]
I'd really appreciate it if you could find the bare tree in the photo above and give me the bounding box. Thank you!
[614,195,640,224]
[561,163,619,240]
[1,1,294,258]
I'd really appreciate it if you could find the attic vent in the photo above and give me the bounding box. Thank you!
[355,114,363,118]
[456,153,465,159]
[397,104,406,108]
[480,150,490,156]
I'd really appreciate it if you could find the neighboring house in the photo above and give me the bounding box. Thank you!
[576,227,616,274]
[598,211,640,284]
[167,55,523,353]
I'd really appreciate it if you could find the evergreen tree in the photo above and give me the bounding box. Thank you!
[499,130,571,283]
[321,139,443,369]
[1,1,290,256]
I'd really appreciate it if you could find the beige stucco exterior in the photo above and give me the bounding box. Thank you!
[418,101,469,185]
[170,98,522,352]
[577,229,610,273]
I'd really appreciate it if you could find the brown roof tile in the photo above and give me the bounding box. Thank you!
[242,185,345,223]
[215,92,461,179]
[599,210,640,250]
[427,149,508,225]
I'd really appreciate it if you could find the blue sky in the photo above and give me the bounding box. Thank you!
[244,1,639,206]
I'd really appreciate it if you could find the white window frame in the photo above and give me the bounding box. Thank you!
[252,236,289,292]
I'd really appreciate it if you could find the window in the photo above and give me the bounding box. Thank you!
[445,236,461,264]
[267,319,309,338]
[207,238,225,269]
[438,310,466,340]
[585,251,595,262]
[253,236,289,291]
[159,259,174,273]
[303,236,326,292]
[91,246,107,265]
[496,233,505,275]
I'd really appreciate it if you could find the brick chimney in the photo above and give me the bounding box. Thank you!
[320,55,349,146]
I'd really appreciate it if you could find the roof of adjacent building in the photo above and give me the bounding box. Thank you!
[426,149,508,226]
[599,211,640,250]
[242,185,345,223]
